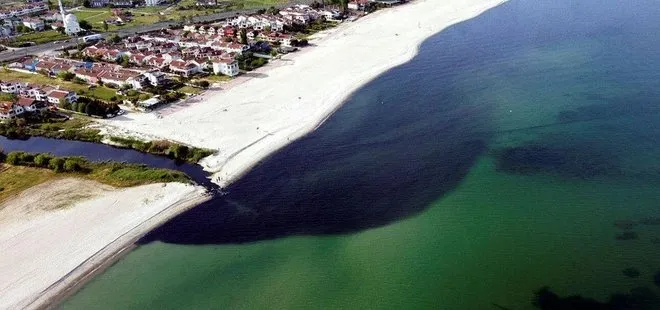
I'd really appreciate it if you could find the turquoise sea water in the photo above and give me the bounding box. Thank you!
[62,0,660,309]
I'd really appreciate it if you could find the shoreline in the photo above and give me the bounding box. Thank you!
[1,1,509,308]
[29,191,212,310]
[99,0,508,188]
[0,180,210,310]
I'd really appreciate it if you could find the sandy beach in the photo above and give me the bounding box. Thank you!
[101,0,507,187]
[0,1,507,308]
[0,179,209,310]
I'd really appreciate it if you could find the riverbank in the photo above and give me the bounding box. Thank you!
[0,179,210,310]
[99,0,508,187]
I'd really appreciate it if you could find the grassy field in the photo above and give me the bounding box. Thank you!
[175,85,203,94]
[0,152,191,203]
[5,30,69,46]
[0,160,190,203]
[1,70,119,102]
[203,74,232,83]
[74,8,161,32]
[0,164,56,203]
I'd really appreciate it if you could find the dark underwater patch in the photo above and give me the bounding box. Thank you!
[616,231,639,241]
[622,267,641,278]
[532,286,660,310]
[494,145,620,178]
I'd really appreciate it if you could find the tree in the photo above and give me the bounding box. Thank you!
[109,34,121,43]
[239,28,248,44]
[63,159,81,172]
[83,0,91,7]
[49,157,65,172]
[340,0,348,13]
[58,71,75,81]
[103,21,109,32]
[77,101,88,113]
[266,6,279,15]
[119,54,130,67]
[79,20,93,31]
[34,153,53,168]
[5,152,22,165]
[56,26,65,34]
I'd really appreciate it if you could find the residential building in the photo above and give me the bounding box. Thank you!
[212,59,239,76]
[145,0,164,6]
[47,89,78,106]
[16,97,38,112]
[0,81,26,94]
[142,71,167,86]
[22,17,44,31]
[168,59,201,77]
[0,102,24,120]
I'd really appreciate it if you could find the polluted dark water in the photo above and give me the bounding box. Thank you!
[60,0,660,309]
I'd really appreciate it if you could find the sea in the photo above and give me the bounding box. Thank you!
[53,0,660,308]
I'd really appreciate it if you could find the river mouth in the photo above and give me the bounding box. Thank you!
[22,0,660,308]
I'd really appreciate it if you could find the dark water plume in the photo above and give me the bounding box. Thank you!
[533,287,660,310]
[494,145,621,179]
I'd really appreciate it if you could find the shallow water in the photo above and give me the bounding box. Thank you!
[55,0,660,308]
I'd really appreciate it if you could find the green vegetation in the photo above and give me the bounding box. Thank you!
[236,52,268,71]
[175,85,203,94]
[0,164,56,203]
[0,151,191,192]
[0,115,103,142]
[0,114,213,163]
[108,136,215,163]
[1,69,119,102]
[3,30,69,47]
[203,74,232,83]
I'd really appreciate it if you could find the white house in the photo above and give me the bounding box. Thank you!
[22,17,44,31]
[0,102,24,120]
[143,71,167,86]
[145,0,164,6]
[47,89,78,105]
[0,81,27,94]
[169,59,201,77]
[212,59,239,77]
[16,97,38,112]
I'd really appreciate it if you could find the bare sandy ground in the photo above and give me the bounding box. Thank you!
[100,0,508,187]
[0,179,209,310]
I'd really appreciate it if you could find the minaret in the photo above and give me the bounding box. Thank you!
[58,0,66,21]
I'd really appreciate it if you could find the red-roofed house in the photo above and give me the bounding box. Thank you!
[169,60,201,77]
[0,102,24,120]
[16,97,38,112]
[47,89,78,106]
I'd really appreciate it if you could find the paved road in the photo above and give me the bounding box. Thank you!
[0,0,317,62]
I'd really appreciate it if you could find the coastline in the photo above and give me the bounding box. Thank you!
[0,1,509,308]
[99,0,508,188]
[0,179,210,310]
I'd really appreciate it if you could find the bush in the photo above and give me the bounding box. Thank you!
[5,152,24,165]
[58,71,76,81]
[34,153,53,167]
[49,157,65,172]
[63,159,81,172]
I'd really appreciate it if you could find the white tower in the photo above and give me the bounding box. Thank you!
[58,0,81,35]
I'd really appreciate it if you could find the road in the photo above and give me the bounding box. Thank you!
[0,0,316,62]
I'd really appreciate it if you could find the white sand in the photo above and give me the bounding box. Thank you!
[100,0,507,187]
[0,179,209,310]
